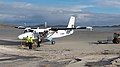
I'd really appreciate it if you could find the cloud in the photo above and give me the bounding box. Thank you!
[0,2,92,18]
[96,0,120,8]
[11,2,33,9]
[0,2,120,26]
[0,14,26,19]
[77,13,120,26]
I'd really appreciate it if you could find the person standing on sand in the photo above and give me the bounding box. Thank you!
[28,36,33,49]
[37,32,44,47]
[37,34,41,47]
[23,36,29,47]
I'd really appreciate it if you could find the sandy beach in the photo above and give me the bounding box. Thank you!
[0,25,120,67]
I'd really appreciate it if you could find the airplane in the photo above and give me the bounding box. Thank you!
[17,16,93,44]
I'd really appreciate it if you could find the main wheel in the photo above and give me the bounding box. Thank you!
[51,41,55,45]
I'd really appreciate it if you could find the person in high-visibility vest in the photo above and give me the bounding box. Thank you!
[27,36,33,49]
[22,36,29,47]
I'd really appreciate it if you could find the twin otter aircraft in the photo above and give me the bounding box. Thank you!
[18,16,93,44]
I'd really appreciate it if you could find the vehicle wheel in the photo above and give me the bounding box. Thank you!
[51,41,55,45]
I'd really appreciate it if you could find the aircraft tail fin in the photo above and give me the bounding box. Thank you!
[66,16,76,35]
[67,16,76,28]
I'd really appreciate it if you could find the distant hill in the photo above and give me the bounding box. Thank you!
[93,25,120,28]
[0,23,14,28]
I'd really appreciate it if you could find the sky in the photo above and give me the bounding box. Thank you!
[0,0,120,26]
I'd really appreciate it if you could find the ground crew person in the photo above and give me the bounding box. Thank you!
[37,35,40,47]
[37,32,44,47]
[22,36,29,47]
[27,36,33,49]
[113,33,120,44]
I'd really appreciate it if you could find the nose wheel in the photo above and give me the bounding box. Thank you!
[51,41,55,45]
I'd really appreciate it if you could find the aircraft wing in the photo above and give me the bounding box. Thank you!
[15,26,38,29]
[49,27,88,31]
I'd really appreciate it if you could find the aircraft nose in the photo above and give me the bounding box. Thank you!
[18,34,24,39]
[18,32,33,39]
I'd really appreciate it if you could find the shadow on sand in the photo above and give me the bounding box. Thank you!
[0,40,21,46]
[85,56,120,67]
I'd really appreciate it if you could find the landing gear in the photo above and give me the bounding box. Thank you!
[51,41,55,45]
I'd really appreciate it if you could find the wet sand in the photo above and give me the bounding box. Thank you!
[0,27,120,67]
